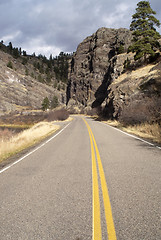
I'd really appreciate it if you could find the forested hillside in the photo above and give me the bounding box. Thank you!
[0,41,72,114]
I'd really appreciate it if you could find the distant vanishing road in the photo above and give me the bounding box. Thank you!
[0,116,161,240]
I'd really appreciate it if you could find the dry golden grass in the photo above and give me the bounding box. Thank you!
[104,120,120,127]
[0,122,60,162]
[0,124,31,129]
[122,122,161,143]
[64,116,73,122]
[113,63,158,85]
[104,120,161,143]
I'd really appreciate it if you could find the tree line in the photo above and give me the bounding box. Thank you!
[0,40,72,84]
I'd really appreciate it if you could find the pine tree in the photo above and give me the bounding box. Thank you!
[129,1,160,61]
[23,50,27,56]
[42,97,50,111]
[8,42,13,53]
[13,47,19,58]
[51,96,59,109]
[7,61,13,69]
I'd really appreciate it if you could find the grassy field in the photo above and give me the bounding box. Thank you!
[0,122,60,163]
[0,109,72,164]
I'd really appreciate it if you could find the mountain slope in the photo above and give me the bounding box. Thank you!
[0,44,67,115]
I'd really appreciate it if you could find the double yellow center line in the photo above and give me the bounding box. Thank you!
[83,118,117,240]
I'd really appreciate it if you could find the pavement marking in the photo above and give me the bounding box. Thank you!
[85,120,102,240]
[0,122,71,174]
[83,118,117,240]
[99,122,161,149]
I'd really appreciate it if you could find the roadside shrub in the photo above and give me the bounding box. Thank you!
[47,109,69,121]
[0,128,13,140]
[119,97,161,125]
[0,112,47,125]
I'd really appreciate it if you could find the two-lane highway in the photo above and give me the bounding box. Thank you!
[0,116,161,240]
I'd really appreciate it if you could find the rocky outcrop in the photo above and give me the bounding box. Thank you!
[105,60,161,120]
[67,27,161,123]
[67,27,132,112]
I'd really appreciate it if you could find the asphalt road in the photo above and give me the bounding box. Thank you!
[0,116,161,240]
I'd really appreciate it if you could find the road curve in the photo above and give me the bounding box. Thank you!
[0,116,161,240]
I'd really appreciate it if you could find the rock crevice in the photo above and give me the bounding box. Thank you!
[67,27,132,113]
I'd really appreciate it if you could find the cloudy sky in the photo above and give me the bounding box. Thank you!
[0,0,161,57]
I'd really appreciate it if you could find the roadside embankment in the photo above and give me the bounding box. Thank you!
[0,121,60,163]
[103,120,161,144]
[0,108,72,163]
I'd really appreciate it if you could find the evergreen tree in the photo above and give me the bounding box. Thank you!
[13,47,19,58]
[42,97,50,111]
[25,68,29,76]
[49,54,53,62]
[19,48,22,55]
[129,1,160,61]
[46,73,51,83]
[23,50,27,56]
[117,44,125,54]
[51,96,59,109]
[53,52,71,83]
[22,58,28,65]
[37,62,40,70]
[38,74,44,83]
[7,61,13,69]
[8,42,13,53]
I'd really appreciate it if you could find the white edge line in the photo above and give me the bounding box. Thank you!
[0,122,71,174]
[99,122,161,149]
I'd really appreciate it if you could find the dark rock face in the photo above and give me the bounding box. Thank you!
[67,27,161,123]
[67,27,132,111]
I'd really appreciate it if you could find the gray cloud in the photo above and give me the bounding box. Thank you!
[0,0,161,57]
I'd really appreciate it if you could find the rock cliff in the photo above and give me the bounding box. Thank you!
[67,27,161,124]
[67,27,132,112]
[105,59,161,123]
